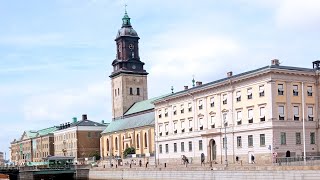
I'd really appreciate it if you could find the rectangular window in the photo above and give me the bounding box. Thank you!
[260,107,265,121]
[165,124,169,135]
[158,110,162,118]
[308,107,314,121]
[188,103,192,112]
[247,88,253,99]
[210,116,215,128]
[223,94,227,104]
[248,135,253,147]
[296,132,301,145]
[188,141,192,152]
[173,106,177,115]
[236,91,241,102]
[223,113,228,126]
[199,140,203,151]
[174,143,177,152]
[260,134,265,146]
[293,106,299,121]
[165,108,168,117]
[181,121,185,133]
[180,104,184,114]
[199,118,203,130]
[159,125,163,136]
[307,86,313,96]
[165,144,169,153]
[237,136,242,147]
[210,97,214,107]
[173,122,177,131]
[198,100,203,110]
[310,132,315,144]
[88,132,91,138]
[237,111,242,125]
[159,145,162,154]
[248,109,253,123]
[181,142,184,152]
[259,85,265,97]
[278,84,284,95]
[281,132,286,145]
[293,85,299,96]
[278,106,285,120]
[137,88,140,95]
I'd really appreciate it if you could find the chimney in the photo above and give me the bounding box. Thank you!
[227,71,233,78]
[312,60,320,70]
[271,59,280,66]
[196,81,202,86]
[82,114,88,120]
[65,123,68,129]
[184,86,188,90]
[72,117,77,123]
[101,120,105,124]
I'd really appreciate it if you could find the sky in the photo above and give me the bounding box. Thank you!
[0,0,320,159]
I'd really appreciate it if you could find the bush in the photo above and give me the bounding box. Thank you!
[123,147,135,158]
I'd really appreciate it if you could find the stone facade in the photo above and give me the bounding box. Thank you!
[154,60,320,165]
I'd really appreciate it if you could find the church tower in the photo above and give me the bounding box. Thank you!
[110,10,148,120]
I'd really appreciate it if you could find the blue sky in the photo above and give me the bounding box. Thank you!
[0,0,319,159]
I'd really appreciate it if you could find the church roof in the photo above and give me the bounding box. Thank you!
[71,119,106,127]
[102,111,154,134]
[124,95,167,116]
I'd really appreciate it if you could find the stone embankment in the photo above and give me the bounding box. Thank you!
[89,165,320,180]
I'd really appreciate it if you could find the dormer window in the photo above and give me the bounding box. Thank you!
[293,85,299,96]
[278,84,284,95]
[236,91,241,102]
[222,94,227,105]
[293,106,299,121]
[173,106,177,115]
[198,100,203,110]
[247,88,253,99]
[180,104,184,114]
[307,86,313,96]
[210,97,214,107]
[259,85,265,97]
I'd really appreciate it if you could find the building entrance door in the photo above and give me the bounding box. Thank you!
[209,139,216,162]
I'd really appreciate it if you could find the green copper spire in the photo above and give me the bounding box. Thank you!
[192,75,195,87]
[122,4,131,27]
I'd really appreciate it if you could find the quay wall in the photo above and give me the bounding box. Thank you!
[89,167,320,180]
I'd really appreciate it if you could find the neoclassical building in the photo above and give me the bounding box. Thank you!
[154,60,319,165]
[100,11,157,161]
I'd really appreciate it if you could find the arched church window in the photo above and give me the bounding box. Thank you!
[137,88,140,95]
[136,134,140,149]
[144,132,148,148]
[130,87,133,95]
[115,137,118,150]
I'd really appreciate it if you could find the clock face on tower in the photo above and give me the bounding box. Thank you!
[129,44,134,50]
[132,65,136,69]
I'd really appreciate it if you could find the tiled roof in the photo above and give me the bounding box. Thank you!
[102,112,154,134]
[156,65,315,101]
[124,95,168,116]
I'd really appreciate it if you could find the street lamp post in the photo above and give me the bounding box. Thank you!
[224,122,228,167]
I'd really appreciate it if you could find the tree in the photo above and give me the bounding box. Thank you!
[123,147,135,158]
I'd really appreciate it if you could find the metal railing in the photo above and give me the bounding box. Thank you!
[274,156,320,166]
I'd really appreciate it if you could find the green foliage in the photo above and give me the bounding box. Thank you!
[123,147,135,158]
[90,152,101,161]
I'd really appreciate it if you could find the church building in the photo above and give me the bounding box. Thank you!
[100,10,161,163]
